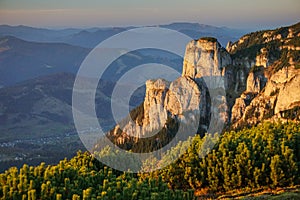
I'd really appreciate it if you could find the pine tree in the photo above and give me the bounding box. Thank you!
[270,155,284,187]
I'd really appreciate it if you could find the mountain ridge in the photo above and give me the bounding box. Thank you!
[0,22,246,48]
[0,36,90,86]
[227,22,300,128]
[102,22,300,152]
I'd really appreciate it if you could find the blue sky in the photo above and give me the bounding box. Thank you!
[0,0,299,29]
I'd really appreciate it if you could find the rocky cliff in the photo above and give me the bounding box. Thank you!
[103,22,300,152]
[182,38,230,133]
[105,38,230,152]
[229,22,300,128]
[182,37,231,79]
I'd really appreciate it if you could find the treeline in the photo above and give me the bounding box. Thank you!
[0,152,195,200]
[143,122,300,192]
[1,122,299,199]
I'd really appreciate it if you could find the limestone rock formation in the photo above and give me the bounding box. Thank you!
[231,68,267,123]
[231,97,247,123]
[182,38,231,80]
[108,37,230,146]
[109,76,210,145]
[274,71,300,114]
[106,22,300,145]
[164,76,204,117]
[229,22,300,128]
[230,60,300,127]
[255,48,269,68]
[231,65,300,128]
[193,22,300,129]
[143,79,169,131]
[182,38,230,131]
[246,69,267,93]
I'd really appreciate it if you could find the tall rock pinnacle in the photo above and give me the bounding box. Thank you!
[182,38,231,79]
[106,37,230,147]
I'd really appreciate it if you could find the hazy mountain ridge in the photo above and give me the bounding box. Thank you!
[62,27,128,48]
[0,23,245,48]
[0,22,245,86]
[0,36,183,87]
[159,22,245,46]
[0,36,90,86]
[0,73,119,140]
[0,25,82,42]
[0,72,123,170]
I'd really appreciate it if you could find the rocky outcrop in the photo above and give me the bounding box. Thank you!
[109,37,230,146]
[182,38,229,132]
[263,31,282,43]
[231,64,300,127]
[182,38,231,79]
[112,79,169,141]
[288,28,295,39]
[274,69,300,114]
[246,69,267,93]
[227,22,300,127]
[231,97,247,123]
[165,76,205,117]
[143,79,169,131]
[108,22,300,143]
[110,76,210,144]
[255,48,269,68]
[231,68,268,124]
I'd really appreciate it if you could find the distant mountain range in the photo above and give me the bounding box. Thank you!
[0,23,245,85]
[0,72,116,170]
[0,22,246,87]
[0,36,90,86]
[0,23,246,48]
[0,36,184,86]
[0,25,82,43]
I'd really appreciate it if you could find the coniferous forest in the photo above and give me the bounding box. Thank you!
[1,122,299,199]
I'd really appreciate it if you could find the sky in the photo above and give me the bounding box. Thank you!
[0,0,299,29]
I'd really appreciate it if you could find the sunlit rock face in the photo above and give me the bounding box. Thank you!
[109,37,231,145]
[231,62,300,128]
[246,70,267,94]
[182,38,230,133]
[182,38,231,80]
[142,79,170,132]
[273,69,300,115]
[256,48,269,68]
